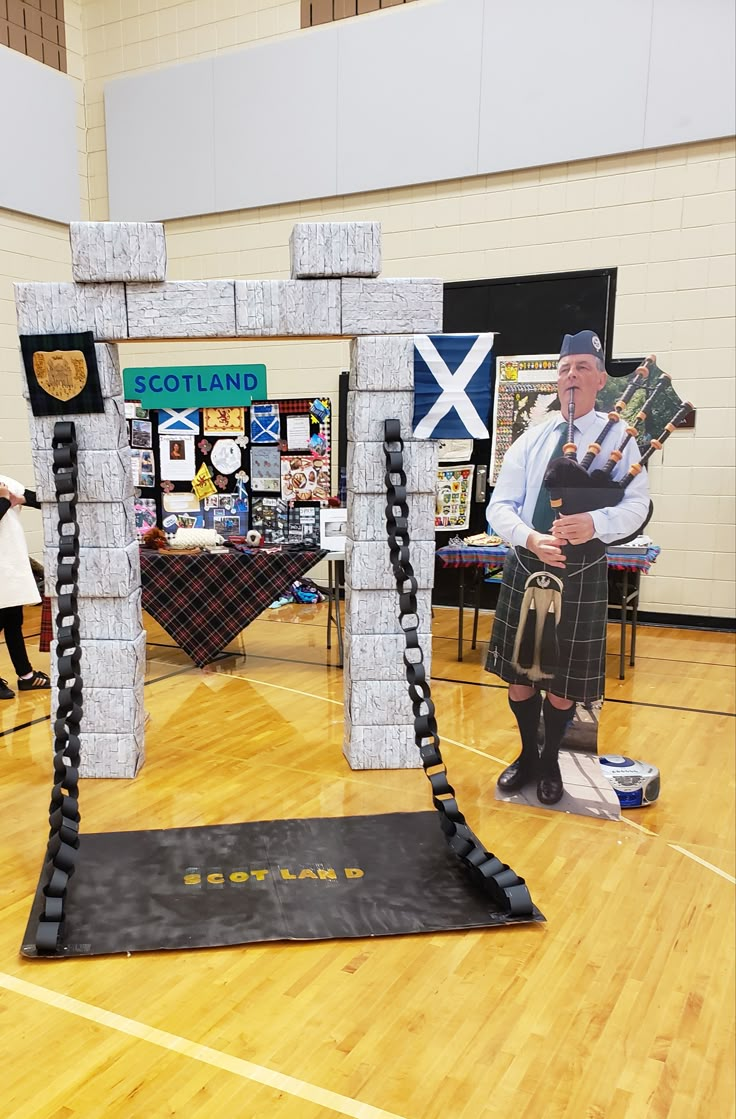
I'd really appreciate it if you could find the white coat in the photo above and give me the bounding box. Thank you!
[0,474,41,610]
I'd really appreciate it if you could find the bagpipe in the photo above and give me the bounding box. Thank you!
[511,359,694,683]
[544,356,694,538]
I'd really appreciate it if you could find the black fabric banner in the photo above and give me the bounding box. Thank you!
[20,332,104,416]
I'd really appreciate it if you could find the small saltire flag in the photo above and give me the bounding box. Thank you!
[413,334,494,440]
[159,408,200,435]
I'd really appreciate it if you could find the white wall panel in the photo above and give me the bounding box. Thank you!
[335,0,483,196]
[478,0,652,173]
[106,59,216,222]
[213,33,338,213]
[644,0,736,148]
[0,49,79,224]
[104,0,736,223]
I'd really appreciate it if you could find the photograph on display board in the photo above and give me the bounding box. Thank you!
[250,445,282,492]
[281,456,322,501]
[130,419,152,448]
[435,464,474,531]
[159,435,196,481]
[134,498,157,537]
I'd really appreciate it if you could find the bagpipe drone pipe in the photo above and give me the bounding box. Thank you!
[544,356,694,543]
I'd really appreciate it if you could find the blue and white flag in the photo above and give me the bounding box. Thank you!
[159,408,200,435]
[250,402,281,444]
[413,334,494,440]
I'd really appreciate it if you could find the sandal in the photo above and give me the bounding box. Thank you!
[17,671,51,691]
[0,678,15,700]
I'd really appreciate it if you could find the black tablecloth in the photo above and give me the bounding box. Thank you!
[140,548,325,667]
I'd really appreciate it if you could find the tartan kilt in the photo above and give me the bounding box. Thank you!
[486,546,608,701]
[39,596,53,653]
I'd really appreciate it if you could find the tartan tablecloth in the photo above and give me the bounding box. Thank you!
[40,547,325,667]
[436,544,661,574]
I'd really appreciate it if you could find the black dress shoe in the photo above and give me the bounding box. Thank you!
[497,758,536,792]
[537,770,564,805]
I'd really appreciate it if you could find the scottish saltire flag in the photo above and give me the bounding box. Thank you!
[159,408,200,435]
[413,334,494,440]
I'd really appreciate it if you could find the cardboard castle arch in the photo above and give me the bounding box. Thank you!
[15,220,443,778]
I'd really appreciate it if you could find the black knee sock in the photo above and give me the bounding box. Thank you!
[508,691,543,766]
[541,696,575,773]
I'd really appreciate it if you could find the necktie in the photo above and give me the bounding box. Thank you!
[531,422,570,533]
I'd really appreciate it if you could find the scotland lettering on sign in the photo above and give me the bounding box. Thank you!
[123,364,267,409]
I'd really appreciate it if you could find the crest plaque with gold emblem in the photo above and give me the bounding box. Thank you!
[20,331,104,416]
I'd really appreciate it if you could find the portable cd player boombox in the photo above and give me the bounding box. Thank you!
[599,755,661,808]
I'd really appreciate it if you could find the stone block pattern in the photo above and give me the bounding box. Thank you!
[52,591,144,642]
[75,732,145,779]
[235,280,341,336]
[30,397,128,452]
[126,280,236,338]
[290,222,381,279]
[34,447,134,503]
[345,633,432,682]
[341,279,443,335]
[345,539,435,591]
[347,491,436,543]
[50,632,146,691]
[350,335,414,391]
[42,500,137,552]
[71,222,167,283]
[343,723,421,770]
[15,282,128,340]
[46,541,140,599]
[347,389,415,443]
[347,440,438,494]
[345,587,433,637]
[51,684,144,737]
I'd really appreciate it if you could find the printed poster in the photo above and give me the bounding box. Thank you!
[435,464,474,531]
[281,456,328,501]
[130,419,152,448]
[251,445,282,493]
[134,498,157,537]
[159,435,196,481]
[131,449,155,488]
[285,414,311,451]
[490,354,559,484]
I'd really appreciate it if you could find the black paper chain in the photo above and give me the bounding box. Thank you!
[382,419,533,917]
[34,421,83,953]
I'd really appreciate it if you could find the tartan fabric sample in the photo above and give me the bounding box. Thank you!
[435,544,660,573]
[140,548,325,667]
[39,596,53,653]
[486,547,608,701]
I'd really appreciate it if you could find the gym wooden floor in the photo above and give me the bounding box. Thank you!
[0,601,733,1119]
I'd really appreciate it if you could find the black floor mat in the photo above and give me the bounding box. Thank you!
[22,811,543,957]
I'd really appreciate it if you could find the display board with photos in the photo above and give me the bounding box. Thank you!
[489,355,560,484]
[124,397,332,543]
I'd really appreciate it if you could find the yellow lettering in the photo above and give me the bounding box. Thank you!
[298,869,318,879]
[183,873,201,886]
[229,871,249,883]
[207,872,224,885]
[250,869,269,881]
[280,868,297,880]
[317,868,337,880]
[344,868,364,879]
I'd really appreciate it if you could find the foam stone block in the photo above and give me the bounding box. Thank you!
[347,491,436,543]
[29,396,128,452]
[344,586,433,636]
[345,677,417,727]
[290,222,381,279]
[345,632,432,682]
[350,335,414,391]
[343,723,421,770]
[33,447,133,502]
[235,279,341,336]
[77,732,145,779]
[345,539,435,591]
[46,540,140,599]
[51,684,144,737]
[14,282,128,340]
[71,222,167,283]
[51,591,143,641]
[50,632,146,690]
[42,500,137,551]
[126,281,236,338]
[347,389,414,442]
[341,279,443,335]
[347,440,438,494]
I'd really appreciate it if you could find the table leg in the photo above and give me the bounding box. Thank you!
[326,560,333,650]
[630,569,640,667]
[458,567,465,662]
[619,568,628,680]
[335,560,344,668]
[471,566,482,650]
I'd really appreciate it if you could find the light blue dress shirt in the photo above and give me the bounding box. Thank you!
[488,408,651,549]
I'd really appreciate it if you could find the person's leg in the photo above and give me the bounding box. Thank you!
[537,691,575,805]
[2,606,33,677]
[0,609,15,698]
[497,683,543,792]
